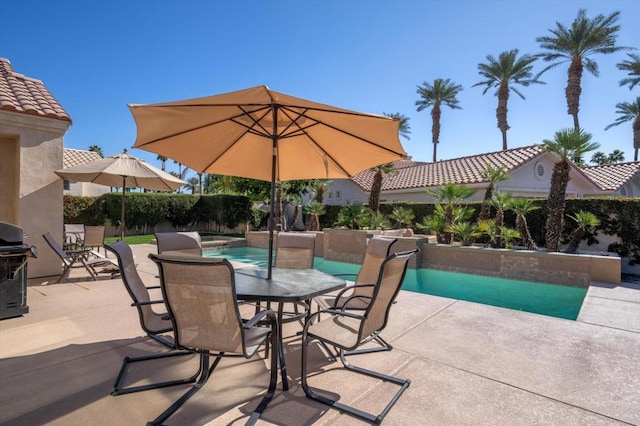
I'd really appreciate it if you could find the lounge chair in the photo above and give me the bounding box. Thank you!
[315,236,398,355]
[148,253,278,426]
[301,248,419,424]
[155,231,202,256]
[42,232,118,283]
[104,241,197,396]
[63,223,85,250]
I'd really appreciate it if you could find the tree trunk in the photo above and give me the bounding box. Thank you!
[368,170,383,212]
[566,57,583,130]
[478,184,494,222]
[431,103,441,162]
[497,82,510,150]
[517,215,537,250]
[564,228,585,254]
[545,160,571,251]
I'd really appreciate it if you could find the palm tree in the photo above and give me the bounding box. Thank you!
[185,176,200,194]
[390,206,415,229]
[473,49,543,150]
[536,9,631,130]
[541,128,600,251]
[156,155,168,171]
[490,191,513,248]
[565,211,600,254]
[368,163,396,213]
[309,179,330,203]
[509,197,539,250]
[303,200,325,231]
[617,53,640,90]
[605,97,640,161]
[383,112,412,140]
[426,183,475,243]
[415,78,463,162]
[88,145,104,158]
[478,164,509,222]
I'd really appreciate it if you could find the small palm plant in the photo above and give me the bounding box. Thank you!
[334,204,369,230]
[415,210,447,243]
[491,191,513,248]
[303,200,325,231]
[366,211,391,230]
[447,221,481,246]
[509,197,539,250]
[499,227,521,249]
[390,206,415,229]
[564,211,601,254]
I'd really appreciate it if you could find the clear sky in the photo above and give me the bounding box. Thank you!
[2,0,639,179]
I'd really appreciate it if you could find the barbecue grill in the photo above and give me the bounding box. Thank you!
[0,222,37,320]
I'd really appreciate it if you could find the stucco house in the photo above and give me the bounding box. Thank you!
[62,148,111,196]
[324,145,637,206]
[0,58,71,278]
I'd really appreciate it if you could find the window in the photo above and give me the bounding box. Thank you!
[534,161,545,180]
[63,180,70,190]
[335,190,341,199]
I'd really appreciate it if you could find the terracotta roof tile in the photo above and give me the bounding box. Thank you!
[582,162,640,191]
[0,58,71,123]
[63,148,102,168]
[351,145,545,191]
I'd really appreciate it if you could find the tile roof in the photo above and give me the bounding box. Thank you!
[582,162,640,191]
[351,145,545,191]
[0,58,71,123]
[63,148,102,168]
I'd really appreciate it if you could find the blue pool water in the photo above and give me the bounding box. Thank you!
[204,247,587,320]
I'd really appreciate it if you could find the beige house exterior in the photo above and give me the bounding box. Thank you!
[0,58,72,278]
[324,146,638,205]
[62,148,111,196]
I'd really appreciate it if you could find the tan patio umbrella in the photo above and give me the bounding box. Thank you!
[129,85,407,278]
[55,150,185,240]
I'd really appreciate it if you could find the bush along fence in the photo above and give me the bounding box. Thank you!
[65,194,639,265]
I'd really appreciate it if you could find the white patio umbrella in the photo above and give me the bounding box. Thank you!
[55,150,186,240]
[129,85,407,278]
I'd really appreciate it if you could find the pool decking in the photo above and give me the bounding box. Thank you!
[1,243,639,425]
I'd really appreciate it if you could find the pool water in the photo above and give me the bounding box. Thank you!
[204,247,587,320]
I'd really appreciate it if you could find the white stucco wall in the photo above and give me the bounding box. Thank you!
[0,110,70,278]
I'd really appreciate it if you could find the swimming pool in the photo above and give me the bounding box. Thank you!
[204,247,587,320]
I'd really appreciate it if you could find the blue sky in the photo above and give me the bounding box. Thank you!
[2,0,639,179]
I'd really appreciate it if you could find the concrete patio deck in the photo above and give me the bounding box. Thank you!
[1,243,639,425]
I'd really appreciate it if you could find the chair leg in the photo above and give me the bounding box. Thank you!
[301,332,410,425]
[111,350,198,396]
[148,352,223,426]
[343,332,392,357]
[247,324,279,425]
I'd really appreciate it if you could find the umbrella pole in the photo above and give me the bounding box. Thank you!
[267,105,279,280]
[120,176,126,241]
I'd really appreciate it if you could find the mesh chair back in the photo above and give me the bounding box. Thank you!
[64,224,85,246]
[360,250,416,338]
[105,241,170,335]
[274,232,315,269]
[152,255,245,354]
[83,226,106,252]
[352,236,397,296]
[156,232,202,256]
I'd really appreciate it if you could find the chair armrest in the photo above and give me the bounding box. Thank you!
[145,285,161,290]
[333,273,357,279]
[340,294,373,310]
[132,300,165,306]
[243,309,277,328]
[332,283,375,308]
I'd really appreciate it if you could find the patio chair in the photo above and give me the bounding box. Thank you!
[104,241,197,396]
[301,248,418,425]
[148,253,279,426]
[155,231,202,256]
[82,225,106,257]
[42,232,118,283]
[315,236,398,355]
[63,223,85,250]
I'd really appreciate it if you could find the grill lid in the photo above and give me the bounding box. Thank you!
[0,221,24,245]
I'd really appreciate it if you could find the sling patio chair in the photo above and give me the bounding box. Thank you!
[315,236,398,355]
[301,248,419,425]
[42,232,118,283]
[155,231,203,256]
[104,241,197,396]
[63,223,85,250]
[82,225,107,257]
[148,253,279,426]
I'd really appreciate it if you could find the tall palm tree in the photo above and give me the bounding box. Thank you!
[605,97,640,161]
[88,145,104,158]
[156,155,168,171]
[509,197,539,250]
[617,53,640,91]
[185,176,200,194]
[478,164,509,222]
[383,112,412,140]
[536,9,631,130]
[368,163,396,213]
[473,49,543,150]
[415,78,463,162]
[541,128,600,251]
[303,200,325,231]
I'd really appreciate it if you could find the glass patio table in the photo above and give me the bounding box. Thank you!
[234,267,346,390]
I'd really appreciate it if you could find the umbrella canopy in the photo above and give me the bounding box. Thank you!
[55,150,185,240]
[129,85,407,277]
